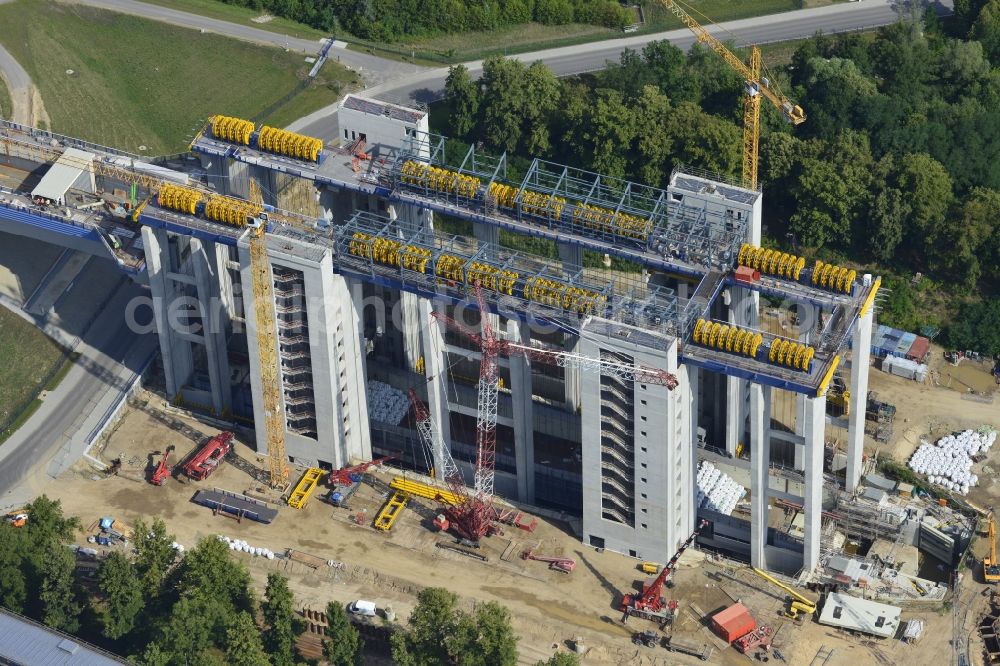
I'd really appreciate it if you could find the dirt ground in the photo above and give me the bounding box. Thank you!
[26,391,963,665]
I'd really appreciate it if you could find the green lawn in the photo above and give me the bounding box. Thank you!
[0,76,11,120]
[138,0,327,40]
[0,308,64,430]
[0,1,359,154]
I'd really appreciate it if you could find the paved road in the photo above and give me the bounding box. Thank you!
[67,0,422,86]
[292,0,954,135]
[0,41,32,123]
[0,275,156,506]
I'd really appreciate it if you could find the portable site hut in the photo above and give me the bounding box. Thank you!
[710,602,756,643]
[818,592,901,639]
[30,147,96,206]
[871,325,932,362]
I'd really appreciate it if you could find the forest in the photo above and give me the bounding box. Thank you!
[441,5,1000,354]
[215,0,631,40]
[0,496,576,666]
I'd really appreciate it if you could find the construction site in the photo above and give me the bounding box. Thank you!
[2,2,1000,663]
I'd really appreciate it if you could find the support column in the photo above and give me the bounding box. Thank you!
[750,384,771,569]
[688,366,700,533]
[421,298,452,466]
[802,394,827,572]
[847,308,874,493]
[507,319,535,504]
[794,317,812,471]
[559,243,582,411]
[190,238,232,414]
[726,287,753,457]
[142,226,193,398]
[393,204,429,371]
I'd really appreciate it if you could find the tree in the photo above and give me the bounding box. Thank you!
[534,655,580,666]
[971,0,1000,62]
[38,541,81,632]
[947,298,1000,355]
[445,65,480,139]
[262,573,300,666]
[323,601,363,666]
[632,85,673,186]
[449,601,518,666]
[98,551,145,639]
[569,88,636,178]
[176,537,254,615]
[0,524,26,613]
[391,587,460,666]
[665,101,741,180]
[801,57,878,139]
[867,187,909,262]
[226,612,271,666]
[520,62,561,155]
[958,187,1000,273]
[478,57,526,153]
[895,152,953,255]
[132,517,177,593]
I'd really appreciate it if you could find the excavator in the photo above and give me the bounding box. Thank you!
[983,512,1000,583]
[752,567,818,621]
[149,445,174,486]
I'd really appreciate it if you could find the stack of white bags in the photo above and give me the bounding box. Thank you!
[367,380,410,425]
[217,535,276,559]
[696,461,747,516]
[908,429,997,495]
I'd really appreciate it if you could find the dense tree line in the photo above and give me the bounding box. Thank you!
[444,9,1000,353]
[218,0,630,41]
[0,497,364,666]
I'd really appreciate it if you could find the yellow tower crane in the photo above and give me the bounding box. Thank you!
[660,0,806,190]
[984,512,1000,583]
[247,180,290,490]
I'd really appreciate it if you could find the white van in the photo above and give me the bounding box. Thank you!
[347,600,377,617]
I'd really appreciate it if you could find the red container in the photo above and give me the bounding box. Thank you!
[734,266,761,285]
[711,603,757,643]
[906,336,930,362]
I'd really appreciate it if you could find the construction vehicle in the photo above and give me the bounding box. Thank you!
[246,180,290,491]
[984,512,1000,583]
[632,630,659,648]
[640,561,660,575]
[522,549,576,573]
[620,519,709,624]
[734,625,772,654]
[663,635,713,661]
[149,445,174,486]
[751,567,818,620]
[431,284,678,543]
[826,375,850,418]
[4,510,27,528]
[661,0,805,190]
[327,456,395,488]
[182,432,233,481]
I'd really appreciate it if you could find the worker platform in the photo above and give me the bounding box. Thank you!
[192,488,278,524]
[374,490,409,531]
[390,477,464,506]
[287,467,325,509]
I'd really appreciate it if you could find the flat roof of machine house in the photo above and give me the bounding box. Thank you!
[342,95,426,123]
[31,147,95,202]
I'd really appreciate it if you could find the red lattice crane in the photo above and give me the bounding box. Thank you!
[620,518,709,624]
[431,285,680,542]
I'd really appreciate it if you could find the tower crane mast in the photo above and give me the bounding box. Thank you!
[431,285,680,542]
[660,0,805,190]
[247,180,290,489]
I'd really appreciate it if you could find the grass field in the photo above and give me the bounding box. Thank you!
[138,0,326,40]
[0,1,359,154]
[0,76,11,120]
[0,308,64,432]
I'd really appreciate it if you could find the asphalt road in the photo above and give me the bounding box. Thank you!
[0,41,32,123]
[291,0,954,136]
[0,275,156,502]
[68,0,423,86]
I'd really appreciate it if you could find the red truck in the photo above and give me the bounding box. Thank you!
[182,432,233,481]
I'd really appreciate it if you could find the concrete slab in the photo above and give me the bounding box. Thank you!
[47,257,127,339]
